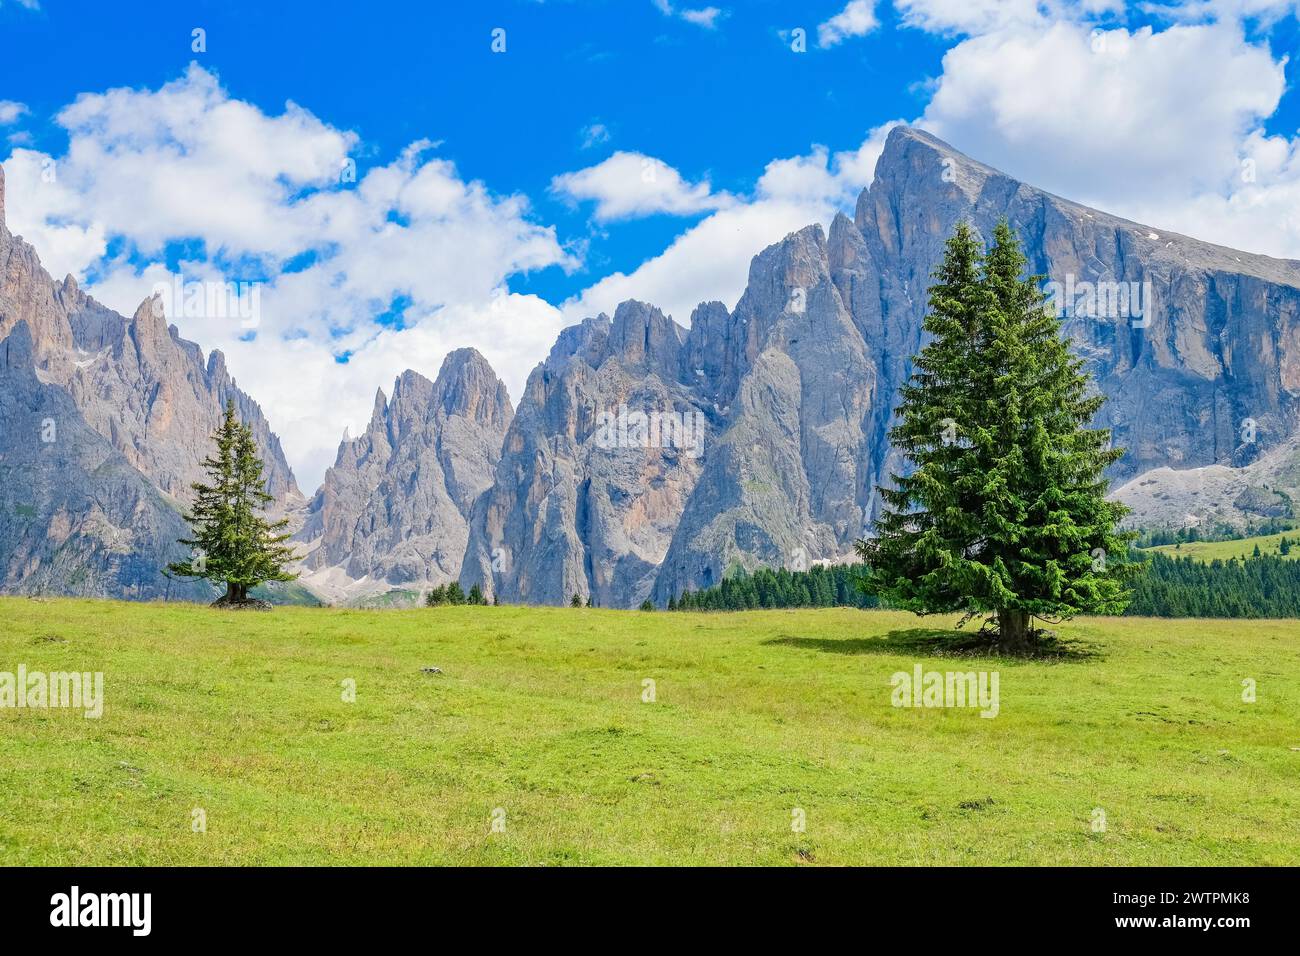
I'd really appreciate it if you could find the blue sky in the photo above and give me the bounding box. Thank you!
[2,0,948,302]
[3,0,1300,490]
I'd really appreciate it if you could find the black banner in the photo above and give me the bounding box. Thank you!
[0,866,1281,942]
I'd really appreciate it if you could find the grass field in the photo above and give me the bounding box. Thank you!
[1,598,1298,865]
[1148,530,1300,563]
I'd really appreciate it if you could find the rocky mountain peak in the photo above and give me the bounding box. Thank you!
[391,368,431,400]
[605,299,685,379]
[296,349,515,601]
[680,300,737,403]
[132,293,163,324]
[370,385,389,421]
[869,125,1004,207]
[548,314,611,369]
[433,347,513,426]
[205,348,228,381]
[761,223,827,282]
[733,222,830,329]
[125,293,176,365]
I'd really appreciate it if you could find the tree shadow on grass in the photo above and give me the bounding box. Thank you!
[763,627,1101,663]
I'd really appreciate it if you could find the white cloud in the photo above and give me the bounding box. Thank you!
[1144,0,1300,25]
[51,65,355,259]
[3,66,573,492]
[551,150,731,221]
[894,0,1045,34]
[919,19,1290,220]
[818,0,880,46]
[679,6,723,28]
[2,148,108,280]
[580,122,611,149]
[0,101,28,125]
[894,0,1123,35]
[652,0,725,29]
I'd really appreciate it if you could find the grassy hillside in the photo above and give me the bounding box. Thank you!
[1147,530,1300,563]
[250,579,324,606]
[1,599,1297,865]
[346,587,423,609]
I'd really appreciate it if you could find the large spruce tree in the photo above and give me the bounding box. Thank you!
[168,400,298,605]
[858,220,1134,650]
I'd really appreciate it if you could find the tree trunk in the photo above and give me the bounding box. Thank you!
[997,608,1034,652]
[226,581,239,602]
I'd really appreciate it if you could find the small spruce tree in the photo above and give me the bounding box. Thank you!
[168,400,297,605]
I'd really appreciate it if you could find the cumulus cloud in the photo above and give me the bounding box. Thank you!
[0,101,28,125]
[651,0,725,29]
[51,66,355,259]
[895,0,1122,35]
[551,151,731,221]
[580,122,611,149]
[1144,0,1300,25]
[895,0,1045,34]
[920,22,1284,205]
[818,1,880,47]
[3,65,573,491]
[2,148,108,280]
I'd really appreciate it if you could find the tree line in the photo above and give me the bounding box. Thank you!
[426,582,491,606]
[1125,551,1300,618]
[668,551,1300,619]
[1132,518,1291,548]
[672,564,879,612]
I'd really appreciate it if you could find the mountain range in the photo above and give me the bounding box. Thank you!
[4,127,1300,607]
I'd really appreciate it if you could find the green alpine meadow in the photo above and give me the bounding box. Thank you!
[1,599,1297,865]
